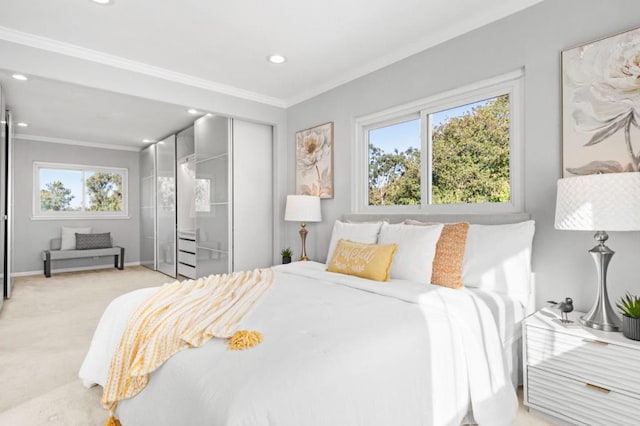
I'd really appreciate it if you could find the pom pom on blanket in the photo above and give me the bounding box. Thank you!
[104,415,122,426]
[228,330,263,350]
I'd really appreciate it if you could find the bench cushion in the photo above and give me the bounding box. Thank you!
[50,237,114,250]
[43,246,122,261]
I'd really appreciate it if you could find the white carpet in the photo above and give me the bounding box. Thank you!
[0,266,172,425]
[0,267,553,425]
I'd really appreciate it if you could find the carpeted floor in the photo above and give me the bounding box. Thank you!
[0,267,554,425]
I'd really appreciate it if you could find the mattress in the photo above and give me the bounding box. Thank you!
[80,261,520,426]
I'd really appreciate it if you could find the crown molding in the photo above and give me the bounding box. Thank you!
[1,0,541,109]
[15,133,142,152]
[283,0,543,107]
[0,26,287,109]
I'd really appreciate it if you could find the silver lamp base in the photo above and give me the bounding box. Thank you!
[580,316,620,331]
[580,231,621,332]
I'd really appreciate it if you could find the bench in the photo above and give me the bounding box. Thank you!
[42,238,125,277]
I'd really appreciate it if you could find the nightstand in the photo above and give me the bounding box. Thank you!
[523,308,640,426]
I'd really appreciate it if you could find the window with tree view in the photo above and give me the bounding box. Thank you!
[34,163,128,218]
[361,71,522,213]
[368,117,421,206]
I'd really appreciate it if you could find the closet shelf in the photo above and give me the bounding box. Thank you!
[196,246,229,254]
[196,153,228,164]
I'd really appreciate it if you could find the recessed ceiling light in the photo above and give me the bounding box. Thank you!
[12,74,28,81]
[16,122,29,127]
[142,139,155,143]
[187,109,199,115]
[267,54,287,64]
[90,0,113,5]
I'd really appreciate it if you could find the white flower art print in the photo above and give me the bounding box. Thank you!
[295,122,334,198]
[562,26,640,177]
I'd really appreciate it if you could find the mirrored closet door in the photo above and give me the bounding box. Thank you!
[139,144,156,270]
[1,88,13,310]
[156,134,176,277]
[195,115,230,276]
[176,126,196,279]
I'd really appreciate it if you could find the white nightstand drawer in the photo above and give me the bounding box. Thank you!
[178,251,196,267]
[527,366,640,426]
[526,325,640,396]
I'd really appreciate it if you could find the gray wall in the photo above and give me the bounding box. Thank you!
[284,0,640,311]
[13,139,140,273]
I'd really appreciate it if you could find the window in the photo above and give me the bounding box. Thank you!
[355,70,523,213]
[33,162,128,219]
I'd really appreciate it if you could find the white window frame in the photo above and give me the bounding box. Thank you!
[353,69,524,214]
[33,161,129,220]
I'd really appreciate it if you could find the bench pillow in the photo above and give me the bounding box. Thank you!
[61,226,92,250]
[75,232,112,250]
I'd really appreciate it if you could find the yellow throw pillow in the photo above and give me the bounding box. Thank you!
[326,239,398,282]
[404,220,470,289]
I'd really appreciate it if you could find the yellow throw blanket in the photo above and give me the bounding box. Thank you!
[102,268,274,424]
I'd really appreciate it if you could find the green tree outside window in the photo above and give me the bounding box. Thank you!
[40,181,75,211]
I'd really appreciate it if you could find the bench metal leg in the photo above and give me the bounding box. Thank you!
[115,247,125,270]
[44,252,51,278]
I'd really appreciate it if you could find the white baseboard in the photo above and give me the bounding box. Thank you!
[12,261,142,277]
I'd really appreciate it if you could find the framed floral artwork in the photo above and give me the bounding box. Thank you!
[562,26,640,177]
[295,122,334,198]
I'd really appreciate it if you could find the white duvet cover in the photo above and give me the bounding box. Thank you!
[80,262,518,426]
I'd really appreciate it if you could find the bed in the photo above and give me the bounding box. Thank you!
[80,214,535,426]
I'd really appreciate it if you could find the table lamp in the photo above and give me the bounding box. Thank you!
[555,172,640,331]
[284,195,322,261]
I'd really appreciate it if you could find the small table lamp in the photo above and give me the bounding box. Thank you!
[555,172,640,331]
[284,195,322,261]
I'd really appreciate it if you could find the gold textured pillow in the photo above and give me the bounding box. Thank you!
[326,239,398,282]
[404,220,470,289]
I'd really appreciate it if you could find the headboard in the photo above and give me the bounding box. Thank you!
[342,212,531,225]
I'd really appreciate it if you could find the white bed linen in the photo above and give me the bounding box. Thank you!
[80,262,518,426]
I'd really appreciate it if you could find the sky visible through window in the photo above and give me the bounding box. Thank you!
[369,99,491,153]
[40,169,83,209]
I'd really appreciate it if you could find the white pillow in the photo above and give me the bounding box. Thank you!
[60,226,92,250]
[462,220,535,307]
[377,222,443,283]
[326,220,383,263]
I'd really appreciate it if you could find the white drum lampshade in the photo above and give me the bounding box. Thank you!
[284,195,322,260]
[555,172,640,331]
[555,172,640,231]
[284,195,322,223]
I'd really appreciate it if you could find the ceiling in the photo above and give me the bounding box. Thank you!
[0,0,542,148]
[0,69,202,150]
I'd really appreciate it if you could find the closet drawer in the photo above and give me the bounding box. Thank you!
[178,263,196,279]
[178,238,196,253]
[178,230,196,240]
[527,366,640,426]
[526,325,640,396]
[178,251,196,267]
